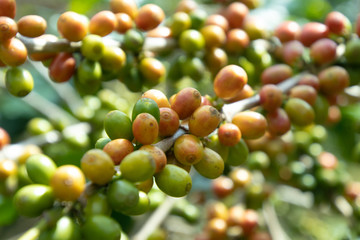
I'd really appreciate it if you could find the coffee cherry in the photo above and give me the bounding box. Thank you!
[225,84,254,103]
[82,215,121,240]
[282,40,304,66]
[123,29,144,52]
[142,89,170,108]
[132,97,160,122]
[206,218,227,240]
[0,127,10,149]
[154,164,192,197]
[243,16,268,40]
[107,179,139,212]
[240,209,258,235]
[298,22,329,47]
[230,167,252,188]
[259,84,283,112]
[274,21,300,43]
[285,98,315,127]
[194,147,224,179]
[266,108,291,136]
[298,73,320,90]
[135,4,164,31]
[39,215,81,240]
[218,123,241,147]
[211,176,234,198]
[5,67,33,97]
[89,10,116,36]
[100,46,126,72]
[77,58,102,85]
[0,37,27,66]
[344,39,360,64]
[138,145,165,175]
[200,25,226,49]
[325,11,351,36]
[0,159,17,180]
[13,184,54,217]
[49,53,76,83]
[81,34,105,61]
[110,0,137,19]
[176,0,197,13]
[29,34,58,61]
[104,110,133,140]
[158,107,180,137]
[147,26,172,38]
[226,29,250,54]
[205,14,229,32]
[232,111,267,139]
[226,139,248,166]
[189,9,207,30]
[81,149,115,185]
[132,113,159,145]
[214,65,247,99]
[169,11,191,37]
[310,38,337,65]
[57,11,89,42]
[120,150,156,182]
[289,85,317,106]
[174,134,204,165]
[25,154,57,185]
[205,48,228,73]
[0,0,16,19]
[171,87,201,119]
[179,29,205,53]
[139,57,166,86]
[122,191,150,215]
[318,66,349,96]
[135,177,154,193]
[17,15,46,38]
[0,16,17,42]
[189,105,221,137]
[115,13,132,34]
[225,2,248,29]
[261,64,292,85]
[167,152,191,172]
[180,56,206,81]
[50,165,85,201]
[103,139,133,165]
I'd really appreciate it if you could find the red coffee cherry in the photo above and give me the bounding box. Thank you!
[189,105,221,137]
[49,53,76,83]
[318,66,349,96]
[17,15,47,38]
[282,40,304,66]
[274,21,300,43]
[298,73,320,91]
[0,0,16,19]
[89,10,117,37]
[103,139,134,165]
[214,65,247,99]
[298,22,329,47]
[218,123,241,147]
[135,4,165,31]
[0,37,27,66]
[266,108,291,136]
[110,0,138,19]
[224,2,248,29]
[159,107,180,137]
[171,87,202,120]
[57,11,89,42]
[132,113,159,145]
[261,64,292,85]
[115,13,132,34]
[205,14,229,32]
[310,38,337,65]
[225,29,250,54]
[289,85,317,106]
[259,84,283,112]
[325,11,351,36]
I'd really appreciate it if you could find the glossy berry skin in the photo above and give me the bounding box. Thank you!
[261,64,292,85]
[132,113,159,145]
[139,145,167,173]
[50,165,86,201]
[218,123,241,146]
[154,164,192,197]
[310,38,337,65]
[232,111,267,139]
[179,29,205,53]
[298,22,329,47]
[104,110,133,141]
[120,150,156,182]
[282,40,304,67]
[318,66,349,96]
[174,134,204,166]
[99,46,126,72]
[214,65,248,99]
[259,84,283,112]
[226,29,250,54]
[0,16,17,42]
[110,0,138,19]
[171,87,202,120]
[106,179,139,212]
[205,48,228,73]
[25,154,56,185]
[0,37,27,66]
[142,89,170,108]
[206,218,227,240]
[5,67,33,97]
[298,73,320,91]
[81,34,105,61]
[132,97,160,122]
[17,15,47,38]
[189,105,221,137]
[289,85,317,106]
[0,0,16,19]
[139,57,166,86]
[169,11,191,37]
[49,53,76,83]
[285,98,315,127]
[89,10,116,37]
[225,2,248,29]
[81,149,115,185]
[211,176,234,198]
[103,139,133,165]
[135,4,164,31]
[266,108,291,136]
[57,11,89,42]
[274,21,300,43]
[194,147,224,179]
[205,14,229,32]
[159,107,180,137]
[200,25,226,49]
[325,11,351,36]
[81,215,121,240]
[115,13,132,34]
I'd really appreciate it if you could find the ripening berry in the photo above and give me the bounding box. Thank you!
[206,218,228,240]
[139,57,166,86]
[194,147,224,179]
[49,53,76,83]
[103,139,134,165]
[171,87,202,120]
[225,84,254,103]
[205,47,228,73]
[261,64,292,85]
[285,98,315,127]
[266,108,291,136]
[298,73,320,91]
[274,21,300,43]
[169,11,191,37]
[176,0,198,13]
[179,29,205,53]
[259,84,283,112]
[211,176,234,199]
[325,11,351,36]
[17,15,47,38]
[226,29,250,54]
[57,11,89,42]
[205,14,229,32]
[310,38,337,65]
[158,107,180,137]
[318,66,349,96]
[135,4,164,31]
[89,11,117,37]
[132,113,159,145]
[298,22,329,47]
[142,89,170,108]
[224,2,248,29]
[0,16,17,42]
[0,0,16,19]
[189,105,221,137]
[282,40,304,66]
[174,134,204,166]
[214,65,247,99]
[0,37,27,66]
[232,111,267,139]
[115,13,133,34]
[218,123,241,146]
[110,0,138,19]
[139,145,167,173]
[200,25,226,49]
[289,85,317,106]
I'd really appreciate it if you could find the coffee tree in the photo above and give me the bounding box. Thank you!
[1,0,360,239]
